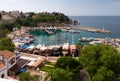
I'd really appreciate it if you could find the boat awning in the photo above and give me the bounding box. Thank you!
[70,45,76,50]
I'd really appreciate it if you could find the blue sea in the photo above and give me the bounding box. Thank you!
[30,16,120,46]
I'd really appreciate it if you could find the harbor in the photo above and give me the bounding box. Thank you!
[10,26,120,57]
[20,26,111,34]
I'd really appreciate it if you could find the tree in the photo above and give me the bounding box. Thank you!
[55,57,82,73]
[76,42,82,55]
[0,13,2,19]
[92,67,116,81]
[45,68,73,81]
[0,38,15,51]
[19,72,39,81]
[79,44,120,81]
[19,72,32,81]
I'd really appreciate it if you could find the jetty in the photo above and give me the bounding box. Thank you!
[26,26,110,34]
[78,26,111,33]
[58,26,111,33]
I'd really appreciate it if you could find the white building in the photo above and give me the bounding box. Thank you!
[0,50,16,78]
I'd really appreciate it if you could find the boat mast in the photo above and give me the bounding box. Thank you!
[72,33,74,45]
[57,32,61,45]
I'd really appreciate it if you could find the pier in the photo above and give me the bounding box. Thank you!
[78,26,111,33]
[58,26,110,33]
[27,26,110,34]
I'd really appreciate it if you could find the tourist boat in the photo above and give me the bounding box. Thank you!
[36,44,42,49]
[61,29,68,32]
[62,43,69,56]
[39,45,47,54]
[89,40,102,44]
[79,37,94,42]
[70,45,77,57]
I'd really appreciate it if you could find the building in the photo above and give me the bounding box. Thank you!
[0,50,16,78]
[0,56,7,78]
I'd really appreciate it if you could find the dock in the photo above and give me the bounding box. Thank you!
[27,26,110,33]
[78,26,110,33]
[58,26,111,33]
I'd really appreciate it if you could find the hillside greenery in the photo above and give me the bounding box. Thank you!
[79,44,120,81]
[0,12,72,38]
[45,57,82,81]
[0,38,15,51]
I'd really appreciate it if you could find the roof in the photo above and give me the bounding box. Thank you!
[16,58,30,68]
[32,58,45,68]
[9,64,21,73]
[0,61,4,69]
[0,50,15,59]
[10,58,29,73]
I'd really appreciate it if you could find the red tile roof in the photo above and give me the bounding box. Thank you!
[0,50,15,59]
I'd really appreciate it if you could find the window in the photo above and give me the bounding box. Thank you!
[9,57,15,65]
[1,74,4,78]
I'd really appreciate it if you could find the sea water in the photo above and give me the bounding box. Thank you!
[29,16,120,46]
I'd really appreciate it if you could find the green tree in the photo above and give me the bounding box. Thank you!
[45,68,73,81]
[79,44,120,81]
[19,72,32,81]
[0,38,15,51]
[55,57,82,73]
[19,72,39,81]
[92,67,116,81]
[0,13,2,19]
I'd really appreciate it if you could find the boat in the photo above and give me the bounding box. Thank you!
[62,43,69,56]
[61,29,68,32]
[70,45,77,57]
[36,44,42,49]
[79,37,94,42]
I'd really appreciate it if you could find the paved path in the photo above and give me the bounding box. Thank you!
[80,70,89,81]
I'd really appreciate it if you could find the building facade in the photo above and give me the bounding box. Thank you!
[0,50,16,78]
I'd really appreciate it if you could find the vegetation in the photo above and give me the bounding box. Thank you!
[46,68,73,81]
[0,12,72,38]
[55,57,82,73]
[15,12,72,27]
[0,38,15,51]
[79,44,120,81]
[19,72,39,81]
[45,57,82,81]
[0,22,20,38]
[41,66,54,73]
[46,61,55,66]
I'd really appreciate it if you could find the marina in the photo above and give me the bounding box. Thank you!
[11,25,120,57]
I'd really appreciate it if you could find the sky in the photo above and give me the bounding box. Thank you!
[0,0,120,16]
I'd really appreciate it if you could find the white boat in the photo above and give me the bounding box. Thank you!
[27,45,35,50]
[62,43,69,56]
[61,29,68,32]
[62,43,69,50]
[36,44,42,49]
